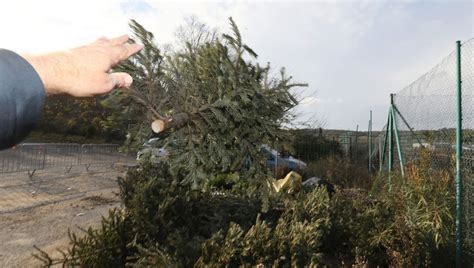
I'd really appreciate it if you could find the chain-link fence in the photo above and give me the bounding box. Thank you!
[372,39,473,265]
[292,129,372,163]
[0,143,126,177]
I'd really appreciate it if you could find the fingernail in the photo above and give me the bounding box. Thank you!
[125,75,133,86]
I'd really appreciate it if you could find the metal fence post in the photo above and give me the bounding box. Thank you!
[378,137,382,172]
[368,111,372,176]
[455,40,463,268]
[391,101,405,178]
[380,112,390,172]
[388,94,394,191]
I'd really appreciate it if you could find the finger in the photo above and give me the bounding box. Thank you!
[109,34,129,46]
[111,43,144,64]
[107,72,134,89]
[94,36,109,45]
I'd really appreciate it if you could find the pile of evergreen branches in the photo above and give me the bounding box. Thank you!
[33,18,461,267]
[35,159,458,267]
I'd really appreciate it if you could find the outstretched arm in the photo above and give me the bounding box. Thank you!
[23,35,143,97]
[0,35,143,149]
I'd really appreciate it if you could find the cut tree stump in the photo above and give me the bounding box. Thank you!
[151,112,190,133]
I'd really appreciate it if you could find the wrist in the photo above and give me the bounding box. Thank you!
[23,52,69,96]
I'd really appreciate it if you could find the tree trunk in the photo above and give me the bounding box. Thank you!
[151,112,190,133]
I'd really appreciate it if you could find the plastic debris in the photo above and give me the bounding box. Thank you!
[271,171,302,193]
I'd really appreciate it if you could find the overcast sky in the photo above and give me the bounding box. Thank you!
[1,0,472,130]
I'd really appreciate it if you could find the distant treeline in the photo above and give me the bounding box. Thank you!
[290,129,343,161]
[34,94,143,143]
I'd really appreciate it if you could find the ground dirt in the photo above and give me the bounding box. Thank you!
[0,165,128,267]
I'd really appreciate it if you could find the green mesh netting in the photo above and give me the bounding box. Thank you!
[375,39,473,260]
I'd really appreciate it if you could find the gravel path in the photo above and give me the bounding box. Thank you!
[0,166,126,267]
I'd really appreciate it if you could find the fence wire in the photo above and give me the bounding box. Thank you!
[461,39,474,263]
[0,143,125,176]
[375,39,473,262]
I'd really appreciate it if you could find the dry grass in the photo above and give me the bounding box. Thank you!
[304,155,370,189]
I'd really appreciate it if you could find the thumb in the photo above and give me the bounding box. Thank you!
[108,72,133,89]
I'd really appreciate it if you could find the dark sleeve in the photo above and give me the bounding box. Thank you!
[0,49,45,150]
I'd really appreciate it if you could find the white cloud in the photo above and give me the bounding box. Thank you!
[299,96,320,105]
[0,0,471,130]
[0,0,130,53]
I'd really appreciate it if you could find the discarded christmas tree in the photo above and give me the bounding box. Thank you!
[113,18,306,187]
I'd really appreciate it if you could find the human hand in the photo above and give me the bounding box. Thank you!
[23,35,143,97]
